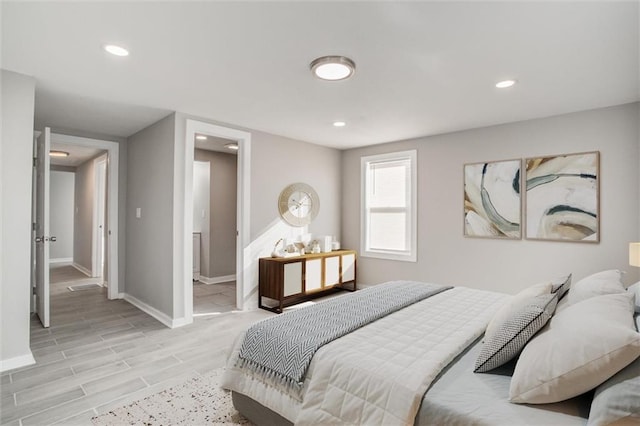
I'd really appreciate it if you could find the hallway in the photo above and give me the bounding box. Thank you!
[49,264,103,297]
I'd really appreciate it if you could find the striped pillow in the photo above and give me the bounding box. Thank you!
[475,293,558,373]
[550,273,572,300]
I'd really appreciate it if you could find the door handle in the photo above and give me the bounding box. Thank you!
[34,236,56,243]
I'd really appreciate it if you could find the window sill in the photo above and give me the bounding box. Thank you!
[360,251,417,263]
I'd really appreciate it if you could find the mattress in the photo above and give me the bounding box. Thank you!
[415,338,591,426]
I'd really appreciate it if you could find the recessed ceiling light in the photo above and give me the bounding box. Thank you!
[224,143,239,151]
[104,44,129,57]
[49,150,69,158]
[333,121,346,127]
[496,79,516,88]
[195,135,208,140]
[310,56,356,81]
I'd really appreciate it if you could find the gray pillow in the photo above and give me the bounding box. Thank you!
[474,293,558,373]
[588,346,640,426]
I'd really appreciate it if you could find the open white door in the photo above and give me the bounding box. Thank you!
[92,156,107,280]
[35,127,51,327]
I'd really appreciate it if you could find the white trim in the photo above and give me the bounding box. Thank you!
[198,274,236,285]
[91,155,107,279]
[360,150,418,262]
[122,293,185,329]
[50,133,119,299]
[72,262,92,277]
[49,257,73,264]
[181,120,251,328]
[0,352,35,372]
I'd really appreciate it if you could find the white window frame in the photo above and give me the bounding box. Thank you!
[360,150,417,262]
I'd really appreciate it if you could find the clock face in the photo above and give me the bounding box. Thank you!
[278,183,320,227]
[288,191,312,218]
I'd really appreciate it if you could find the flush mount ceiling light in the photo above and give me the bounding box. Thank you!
[224,143,239,151]
[49,150,69,158]
[333,121,346,127]
[195,135,208,140]
[104,44,129,57]
[496,79,516,88]
[310,56,356,81]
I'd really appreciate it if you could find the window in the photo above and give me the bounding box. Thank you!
[361,150,417,262]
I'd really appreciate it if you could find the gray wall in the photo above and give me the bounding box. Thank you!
[73,158,94,273]
[50,171,75,261]
[194,149,237,278]
[1,70,36,370]
[342,103,640,293]
[125,113,176,316]
[249,130,342,241]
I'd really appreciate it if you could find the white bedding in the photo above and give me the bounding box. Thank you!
[222,286,508,425]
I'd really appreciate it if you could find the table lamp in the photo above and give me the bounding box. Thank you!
[630,242,640,267]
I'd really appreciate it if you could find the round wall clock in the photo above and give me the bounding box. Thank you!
[278,182,320,227]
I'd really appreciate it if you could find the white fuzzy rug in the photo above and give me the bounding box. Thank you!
[92,369,252,425]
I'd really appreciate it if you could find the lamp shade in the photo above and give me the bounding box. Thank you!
[630,243,640,267]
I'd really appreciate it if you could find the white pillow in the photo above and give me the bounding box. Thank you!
[567,270,626,306]
[485,281,553,339]
[510,292,640,404]
[628,281,640,314]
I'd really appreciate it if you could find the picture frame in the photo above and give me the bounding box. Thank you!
[464,159,522,239]
[524,151,600,243]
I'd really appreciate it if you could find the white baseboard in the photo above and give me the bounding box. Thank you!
[122,293,192,329]
[50,257,73,264]
[72,263,92,277]
[198,274,236,285]
[0,352,35,373]
[171,317,193,328]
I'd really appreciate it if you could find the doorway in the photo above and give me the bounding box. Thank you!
[181,120,251,325]
[31,130,120,328]
[192,136,238,315]
[48,151,108,297]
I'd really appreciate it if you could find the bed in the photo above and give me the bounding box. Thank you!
[221,275,640,426]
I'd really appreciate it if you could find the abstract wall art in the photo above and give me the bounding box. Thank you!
[464,159,521,239]
[525,151,599,242]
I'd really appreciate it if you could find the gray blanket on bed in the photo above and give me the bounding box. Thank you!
[236,280,451,396]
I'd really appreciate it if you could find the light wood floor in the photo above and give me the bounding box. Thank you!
[50,265,92,285]
[193,281,237,314]
[0,271,273,426]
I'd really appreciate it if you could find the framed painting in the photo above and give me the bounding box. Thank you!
[464,159,522,239]
[525,151,599,242]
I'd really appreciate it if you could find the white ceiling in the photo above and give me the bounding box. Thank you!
[195,134,238,155]
[2,2,638,150]
[49,141,105,168]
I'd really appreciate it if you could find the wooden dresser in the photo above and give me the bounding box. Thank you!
[258,249,357,313]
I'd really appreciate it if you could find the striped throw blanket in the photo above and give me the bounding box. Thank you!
[236,281,451,398]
